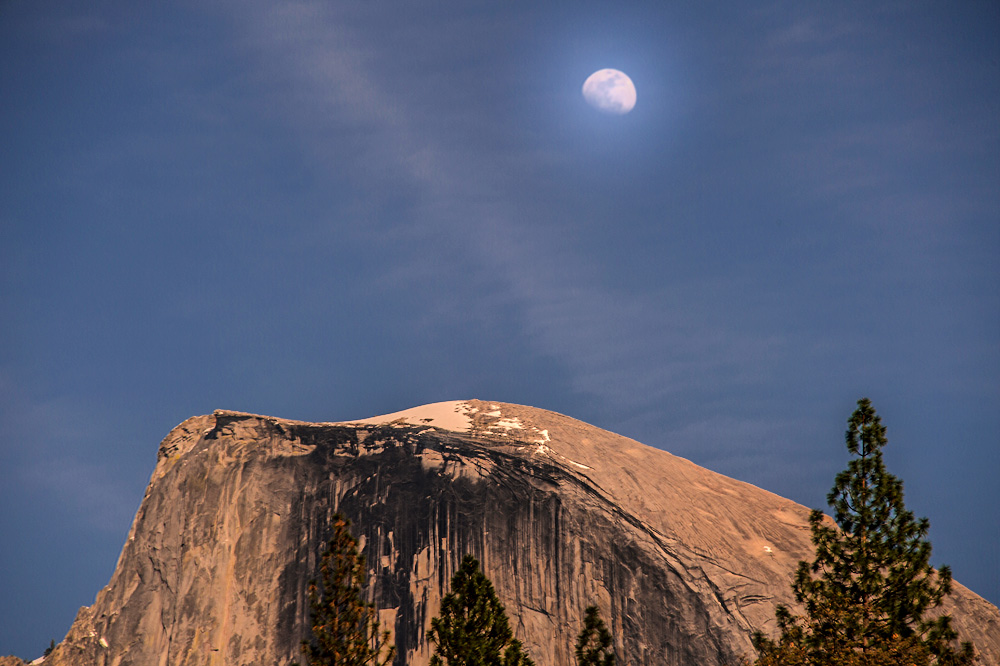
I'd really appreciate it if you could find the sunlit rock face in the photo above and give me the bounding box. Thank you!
[41,400,1000,666]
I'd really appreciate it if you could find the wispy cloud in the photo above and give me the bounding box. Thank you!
[223,0,790,435]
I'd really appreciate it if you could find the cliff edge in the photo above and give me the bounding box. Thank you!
[33,400,1000,665]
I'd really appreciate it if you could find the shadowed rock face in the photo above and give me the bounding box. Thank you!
[37,400,1000,666]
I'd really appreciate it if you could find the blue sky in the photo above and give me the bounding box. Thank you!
[2,0,998,658]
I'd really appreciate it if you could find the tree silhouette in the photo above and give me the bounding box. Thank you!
[575,605,615,666]
[298,514,395,666]
[752,398,975,666]
[427,554,534,666]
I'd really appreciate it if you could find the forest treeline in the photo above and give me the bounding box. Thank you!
[295,400,975,666]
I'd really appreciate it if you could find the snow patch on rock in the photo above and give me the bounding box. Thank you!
[341,400,473,432]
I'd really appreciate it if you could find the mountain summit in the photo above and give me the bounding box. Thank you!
[31,400,1000,665]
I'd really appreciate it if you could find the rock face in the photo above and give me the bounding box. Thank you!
[41,400,1000,666]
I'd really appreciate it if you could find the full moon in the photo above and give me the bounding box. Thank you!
[582,69,637,115]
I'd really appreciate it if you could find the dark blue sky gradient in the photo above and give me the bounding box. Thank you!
[2,1,998,659]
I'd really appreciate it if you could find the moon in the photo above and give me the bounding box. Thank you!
[582,69,637,115]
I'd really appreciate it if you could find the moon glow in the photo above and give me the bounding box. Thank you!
[582,69,637,115]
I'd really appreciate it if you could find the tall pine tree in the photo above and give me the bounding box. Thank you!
[298,514,395,666]
[575,605,615,666]
[752,398,975,666]
[427,554,535,666]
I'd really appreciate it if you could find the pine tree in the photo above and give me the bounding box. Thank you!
[752,398,975,666]
[298,514,395,666]
[427,554,535,666]
[575,605,615,666]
